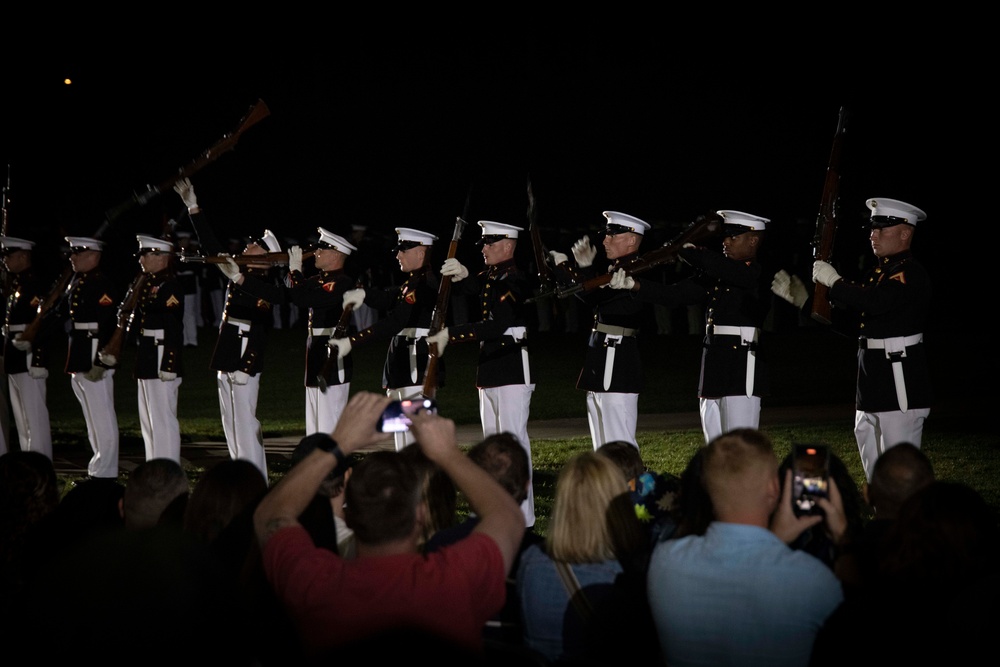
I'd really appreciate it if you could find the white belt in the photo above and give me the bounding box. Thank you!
[861,334,923,350]
[594,322,637,337]
[311,327,335,336]
[225,317,252,332]
[74,322,99,331]
[140,328,165,339]
[503,326,527,341]
[7,324,26,333]
[708,324,759,397]
[399,327,430,339]
[861,334,923,412]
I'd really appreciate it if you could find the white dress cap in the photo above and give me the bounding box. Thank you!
[866,198,926,227]
[317,227,358,255]
[136,235,174,252]
[603,211,651,235]
[478,220,523,239]
[394,227,439,248]
[65,236,105,251]
[717,210,769,233]
[0,236,35,251]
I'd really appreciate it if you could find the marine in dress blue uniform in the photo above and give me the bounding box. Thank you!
[812,197,932,480]
[2,236,53,458]
[428,220,537,526]
[62,236,121,479]
[552,212,650,449]
[127,235,184,462]
[608,210,771,443]
[328,227,441,451]
[286,227,358,436]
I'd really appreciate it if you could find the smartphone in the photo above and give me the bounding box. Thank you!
[377,398,437,433]
[792,443,830,516]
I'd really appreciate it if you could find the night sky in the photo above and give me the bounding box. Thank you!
[2,37,982,330]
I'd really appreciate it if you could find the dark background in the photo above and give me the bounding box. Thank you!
[1,36,985,345]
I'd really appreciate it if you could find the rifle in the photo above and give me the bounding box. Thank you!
[1,165,10,365]
[529,213,723,301]
[527,176,555,294]
[422,216,468,400]
[178,250,314,266]
[316,281,363,393]
[97,271,151,367]
[810,106,849,325]
[18,100,270,345]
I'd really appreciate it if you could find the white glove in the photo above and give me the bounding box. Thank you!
[29,367,48,380]
[549,250,569,266]
[343,288,366,310]
[328,337,352,357]
[771,270,808,308]
[812,260,842,288]
[288,245,303,273]
[571,237,597,268]
[427,328,449,355]
[158,371,177,382]
[607,269,635,291]
[682,243,696,250]
[230,370,250,385]
[83,366,106,382]
[12,336,31,352]
[173,177,198,209]
[440,258,469,282]
[97,351,118,367]
[217,255,243,283]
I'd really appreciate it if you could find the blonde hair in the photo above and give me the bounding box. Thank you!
[546,451,643,563]
[702,428,778,515]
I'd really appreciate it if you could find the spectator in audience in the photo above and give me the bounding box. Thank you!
[834,441,934,591]
[426,431,542,647]
[648,428,844,667]
[812,480,1000,665]
[778,447,866,570]
[597,440,681,547]
[517,450,651,664]
[253,391,524,661]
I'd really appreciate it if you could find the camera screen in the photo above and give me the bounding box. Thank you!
[378,399,437,433]
[792,444,830,515]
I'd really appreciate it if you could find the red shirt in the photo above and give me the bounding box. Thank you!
[263,526,506,655]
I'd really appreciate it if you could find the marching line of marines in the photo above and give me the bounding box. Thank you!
[0,178,931,512]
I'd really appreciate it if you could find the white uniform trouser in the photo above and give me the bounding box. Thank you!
[138,377,182,463]
[386,385,423,451]
[217,371,268,480]
[480,383,537,527]
[854,408,930,482]
[71,369,119,478]
[306,383,350,436]
[699,395,761,444]
[8,371,53,458]
[586,391,639,450]
[183,294,199,346]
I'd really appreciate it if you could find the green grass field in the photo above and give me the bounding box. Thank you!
[36,320,1000,533]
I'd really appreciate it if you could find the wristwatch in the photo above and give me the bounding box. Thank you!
[315,437,346,467]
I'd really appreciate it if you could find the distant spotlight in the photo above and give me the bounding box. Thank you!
[64,78,72,85]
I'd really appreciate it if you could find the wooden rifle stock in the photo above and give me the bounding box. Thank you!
[549,213,723,299]
[17,265,76,346]
[811,106,849,325]
[316,281,362,393]
[527,176,555,293]
[422,217,468,399]
[97,271,151,367]
[178,250,314,266]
